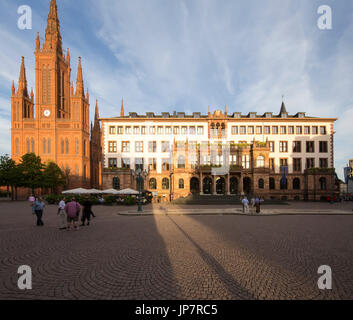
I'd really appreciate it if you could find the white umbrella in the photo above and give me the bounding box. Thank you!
[102,189,120,195]
[87,189,102,194]
[116,188,139,195]
[62,188,90,195]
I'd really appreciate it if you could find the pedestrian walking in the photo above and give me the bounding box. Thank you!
[33,197,45,227]
[250,197,256,214]
[81,196,95,226]
[29,194,35,214]
[65,198,81,231]
[255,197,261,214]
[242,197,249,213]
[58,198,67,230]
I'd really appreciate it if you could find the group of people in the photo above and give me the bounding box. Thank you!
[29,195,96,230]
[241,196,264,214]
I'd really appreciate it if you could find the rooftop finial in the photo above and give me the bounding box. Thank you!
[76,57,84,96]
[120,98,125,117]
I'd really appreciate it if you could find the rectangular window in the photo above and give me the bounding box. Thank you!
[319,141,328,153]
[280,158,288,167]
[141,126,146,135]
[189,126,196,135]
[149,126,156,135]
[109,126,116,135]
[280,126,286,134]
[269,141,275,153]
[231,126,238,135]
[181,126,188,135]
[269,158,275,170]
[304,126,310,135]
[134,126,140,135]
[256,126,262,134]
[157,126,164,135]
[165,126,171,134]
[296,126,302,135]
[149,141,157,153]
[288,126,294,134]
[272,126,278,134]
[122,141,130,153]
[293,158,302,172]
[248,126,254,134]
[242,155,250,169]
[319,158,328,168]
[320,126,327,135]
[306,158,315,169]
[108,141,117,153]
[161,141,170,153]
[162,158,170,171]
[135,141,143,153]
[173,126,180,135]
[293,141,302,153]
[108,158,117,168]
[117,126,123,135]
[135,158,144,171]
[148,158,157,171]
[306,141,315,153]
[264,126,270,134]
[240,126,246,134]
[122,158,130,169]
[125,126,132,134]
[197,126,204,135]
[312,126,318,135]
[279,141,288,153]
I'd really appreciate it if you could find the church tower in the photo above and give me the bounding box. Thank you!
[11,0,92,189]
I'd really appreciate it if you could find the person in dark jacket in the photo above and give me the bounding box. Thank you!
[81,197,96,226]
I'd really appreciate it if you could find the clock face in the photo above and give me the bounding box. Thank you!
[44,109,51,117]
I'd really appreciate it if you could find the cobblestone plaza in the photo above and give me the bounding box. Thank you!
[0,201,353,300]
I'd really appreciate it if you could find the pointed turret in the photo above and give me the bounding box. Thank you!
[86,88,90,102]
[95,100,100,121]
[225,104,228,116]
[30,88,34,102]
[11,80,15,96]
[208,105,211,116]
[44,0,62,54]
[35,32,40,51]
[76,57,84,96]
[18,56,28,97]
[279,97,287,115]
[120,98,125,117]
[66,48,70,65]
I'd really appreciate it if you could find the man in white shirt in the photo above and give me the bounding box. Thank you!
[58,198,67,230]
[242,197,249,213]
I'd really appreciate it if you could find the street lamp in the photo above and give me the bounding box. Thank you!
[132,168,148,212]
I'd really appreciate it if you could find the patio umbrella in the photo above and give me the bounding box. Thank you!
[116,188,139,195]
[87,189,102,194]
[102,189,120,195]
[62,188,90,194]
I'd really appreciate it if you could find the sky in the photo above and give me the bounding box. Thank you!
[0,0,352,178]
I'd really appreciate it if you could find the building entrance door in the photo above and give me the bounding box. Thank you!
[216,177,226,195]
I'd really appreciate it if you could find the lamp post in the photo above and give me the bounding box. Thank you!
[132,168,148,212]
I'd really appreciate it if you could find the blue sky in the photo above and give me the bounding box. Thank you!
[0,0,352,178]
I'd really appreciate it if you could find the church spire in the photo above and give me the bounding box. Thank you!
[279,95,287,114]
[11,80,15,96]
[18,56,28,97]
[95,100,100,121]
[120,98,125,117]
[76,57,84,96]
[44,0,62,54]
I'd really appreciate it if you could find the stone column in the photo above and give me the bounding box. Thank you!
[239,173,244,195]
[227,174,230,195]
[200,171,204,195]
[213,175,217,195]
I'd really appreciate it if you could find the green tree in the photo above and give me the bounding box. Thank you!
[43,161,66,194]
[18,153,44,194]
[0,154,19,199]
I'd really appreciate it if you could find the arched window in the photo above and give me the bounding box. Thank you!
[258,179,264,189]
[113,177,120,190]
[256,156,265,168]
[269,178,275,190]
[293,178,301,190]
[65,138,69,154]
[83,140,86,156]
[31,138,35,153]
[75,138,79,154]
[48,139,51,154]
[280,178,288,190]
[179,179,184,189]
[15,138,19,155]
[43,138,47,154]
[61,139,65,154]
[83,165,87,179]
[178,155,185,169]
[149,178,157,190]
[162,178,169,190]
[26,138,30,153]
[319,177,327,190]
